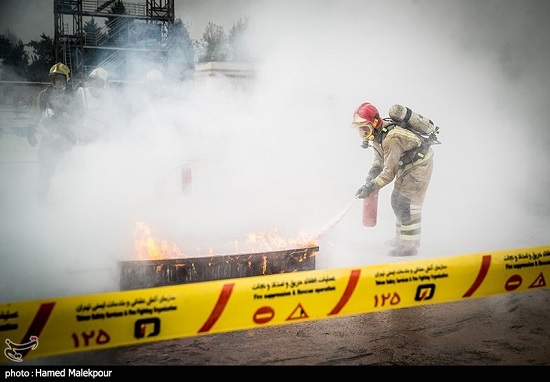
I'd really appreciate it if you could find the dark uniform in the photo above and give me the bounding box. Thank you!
[27,63,81,204]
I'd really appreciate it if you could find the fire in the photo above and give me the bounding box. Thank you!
[133,221,186,260]
[133,223,319,261]
[124,223,319,289]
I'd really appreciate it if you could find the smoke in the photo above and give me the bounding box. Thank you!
[1,0,549,302]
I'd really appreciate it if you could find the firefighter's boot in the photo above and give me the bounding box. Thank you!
[389,245,417,257]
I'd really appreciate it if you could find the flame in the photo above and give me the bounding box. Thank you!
[133,222,186,260]
[133,223,318,261]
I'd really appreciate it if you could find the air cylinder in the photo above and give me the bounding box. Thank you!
[388,104,438,135]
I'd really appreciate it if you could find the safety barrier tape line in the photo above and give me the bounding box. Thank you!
[1,244,549,363]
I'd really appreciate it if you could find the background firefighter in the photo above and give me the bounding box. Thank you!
[76,67,119,142]
[26,62,81,204]
[352,102,434,257]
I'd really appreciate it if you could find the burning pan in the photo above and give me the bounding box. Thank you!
[119,246,318,290]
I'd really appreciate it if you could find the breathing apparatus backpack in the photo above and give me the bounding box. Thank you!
[387,104,441,146]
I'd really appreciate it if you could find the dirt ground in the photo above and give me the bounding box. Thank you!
[26,287,550,366]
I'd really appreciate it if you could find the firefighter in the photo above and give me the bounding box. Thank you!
[76,67,117,141]
[26,62,81,204]
[352,102,434,256]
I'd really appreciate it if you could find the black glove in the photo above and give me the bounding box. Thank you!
[355,181,376,199]
[361,140,370,149]
[366,165,382,182]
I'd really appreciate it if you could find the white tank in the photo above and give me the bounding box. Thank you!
[388,104,439,136]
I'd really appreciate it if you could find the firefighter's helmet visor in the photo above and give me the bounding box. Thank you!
[50,74,67,88]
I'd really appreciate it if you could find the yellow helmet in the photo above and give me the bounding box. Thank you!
[49,63,70,82]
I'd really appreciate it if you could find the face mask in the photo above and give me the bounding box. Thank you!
[52,76,67,90]
[353,121,375,141]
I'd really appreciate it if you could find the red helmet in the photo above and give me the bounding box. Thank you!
[351,102,382,141]
[353,102,382,127]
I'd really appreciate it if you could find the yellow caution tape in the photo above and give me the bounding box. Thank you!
[1,244,549,362]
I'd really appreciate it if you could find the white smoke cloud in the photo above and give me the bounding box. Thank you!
[1,0,548,302]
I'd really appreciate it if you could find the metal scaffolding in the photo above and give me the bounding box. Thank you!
[54,0,175,83]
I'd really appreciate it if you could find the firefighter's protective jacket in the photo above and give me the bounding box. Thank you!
[371,124,434,191]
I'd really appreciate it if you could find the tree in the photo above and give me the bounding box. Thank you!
[198,22,228,63]
[228,18,253,62]
[84,17,106,46]
[0,30,30,80]
[83,17,108,66]
[26,34,55,82]
[165,18,195,80]
[105,0,132,46]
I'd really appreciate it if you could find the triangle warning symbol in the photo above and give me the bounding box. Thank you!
[286,303,309,321]
[529,272,546,288]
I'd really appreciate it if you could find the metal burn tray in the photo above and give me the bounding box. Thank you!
[119,246,318,290]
